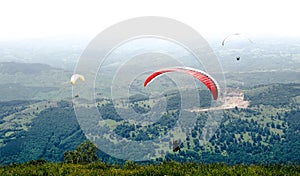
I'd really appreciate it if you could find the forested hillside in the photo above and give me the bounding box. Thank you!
[0,83,299,165]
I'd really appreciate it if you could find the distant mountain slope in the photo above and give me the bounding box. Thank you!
[0,62,72,101]
[0,84,299,165]
[0,101,86,164]
[0,62,53,75]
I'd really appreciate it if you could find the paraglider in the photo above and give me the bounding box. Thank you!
[144,67,219,100]
[70,74,85,98]
[70,74,85,85]
[222,33,253,61]
[173,140,180,152]
[221,33,253,46]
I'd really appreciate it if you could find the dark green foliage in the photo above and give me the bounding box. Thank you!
[129,94,149,102]
[0,162,299,175]
[245,83,300,107]
[113,112,178,141]
[64,140,99,164]
[0,104,86,165]
[57,100,72,108]
[114,122,136,139]
[131,103,150,114]
[271,110,300,164]
[157,105,299,164]
[0,100,39,118]
[129,94,151,113]
[97,102,123,121]
[27,159,47,165]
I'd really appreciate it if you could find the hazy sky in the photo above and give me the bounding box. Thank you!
[0,0,299,40]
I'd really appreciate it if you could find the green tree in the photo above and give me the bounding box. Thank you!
[64,140,99,164]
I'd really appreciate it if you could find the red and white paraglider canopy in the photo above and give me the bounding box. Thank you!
[144,67,219,100]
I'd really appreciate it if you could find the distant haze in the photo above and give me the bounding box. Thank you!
[0,0,299,40]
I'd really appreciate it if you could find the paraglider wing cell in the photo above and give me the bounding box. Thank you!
[144,67,219,100]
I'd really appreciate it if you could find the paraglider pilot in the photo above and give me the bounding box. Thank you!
[173,140,180,152]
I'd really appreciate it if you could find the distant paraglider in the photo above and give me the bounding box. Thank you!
[70,74,85,85]
[70,74,85,98]
[222,33,254,61]
[221,33,253,46]
[144,67,219,100]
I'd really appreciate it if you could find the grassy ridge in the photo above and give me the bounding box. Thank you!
[0,162,299,176]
